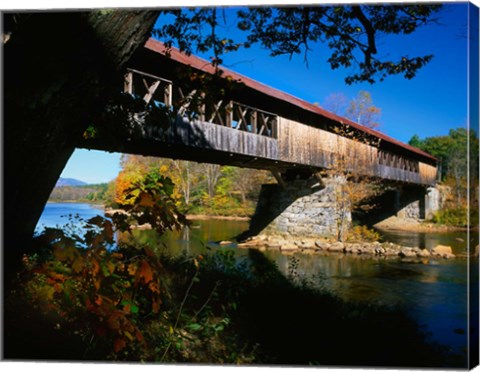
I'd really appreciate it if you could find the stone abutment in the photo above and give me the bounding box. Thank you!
[247,176,441,241]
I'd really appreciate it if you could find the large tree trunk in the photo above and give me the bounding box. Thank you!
[3,10,158,281]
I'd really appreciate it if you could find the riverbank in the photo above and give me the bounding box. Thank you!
[187,214,250,221]
[48,200,105,208]
[105,207,250,221]
[374,216,469,233]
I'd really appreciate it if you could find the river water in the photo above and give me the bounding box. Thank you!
[36,202,478,359]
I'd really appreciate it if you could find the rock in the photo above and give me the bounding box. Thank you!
[417,249,431,257]
[399,247,417,258]
[374,247,386,255]
[281,244,298,252]
[301,240,316,249]
[315,240,329,250]
[384,248,399,256]
[237,242,255,249]
[432,245,453,256]
[361,245,376,255]
[274,238,288,247]
[328,242,345,252]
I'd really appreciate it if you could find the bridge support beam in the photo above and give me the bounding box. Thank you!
[425,187,441,220]
[249,175,350,240]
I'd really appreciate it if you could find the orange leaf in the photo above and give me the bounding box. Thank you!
[107,311,123,331]
[93,277,101,290]
[112,252,123,259]
[148,281,160,294]
[138,192,155,207]
[127,263,137,276]
[114,338,127,353]
[137,261,154,284]
[91,258,100,276]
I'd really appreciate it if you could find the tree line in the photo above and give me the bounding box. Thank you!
[49,183,109,203]
[110,154,274,217]
[409,127,479,226]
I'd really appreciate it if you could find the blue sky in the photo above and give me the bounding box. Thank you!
[60,2,476,184]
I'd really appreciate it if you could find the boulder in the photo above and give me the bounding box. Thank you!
[399,248,417,258]
[417,249,431,258]
[328,242,345,252]
[432,245,452,256]
[281,244,298,252]
[374,247,386,256]
[315,240,329,250]
[237,242,254,249]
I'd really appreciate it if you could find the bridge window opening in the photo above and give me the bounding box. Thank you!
[125,69,278,139]
[125,69,173,108]
[378,150,420,173]
[228,102,278,138]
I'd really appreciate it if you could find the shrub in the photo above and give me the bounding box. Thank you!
[346,224,381,242]
[431,208,469,227]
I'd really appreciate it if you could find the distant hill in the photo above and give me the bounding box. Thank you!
[55,177,88,187]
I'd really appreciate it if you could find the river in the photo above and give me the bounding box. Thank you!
[36,202,477,360]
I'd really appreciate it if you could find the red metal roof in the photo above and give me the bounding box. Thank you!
[144,38,437,163]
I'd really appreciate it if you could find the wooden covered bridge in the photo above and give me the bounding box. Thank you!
[82,37,438,187]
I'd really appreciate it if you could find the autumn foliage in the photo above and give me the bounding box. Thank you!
[22,216,167,356]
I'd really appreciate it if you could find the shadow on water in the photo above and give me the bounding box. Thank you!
[229,249,466,368]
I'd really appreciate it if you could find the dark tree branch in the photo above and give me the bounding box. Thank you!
[352,5,377,67]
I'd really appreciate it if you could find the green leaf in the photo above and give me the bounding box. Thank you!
[187,323,202,331]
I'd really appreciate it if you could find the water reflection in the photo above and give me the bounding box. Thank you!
[139,221,471,356]
[119,219,250,257]
[261,249,469,355]
[376,228,476,255]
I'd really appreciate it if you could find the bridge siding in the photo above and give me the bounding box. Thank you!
[277,118,436,185]
[278,118,378,174]
[173,118,278,160]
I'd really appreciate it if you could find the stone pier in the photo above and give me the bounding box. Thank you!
[248,177,442,241]
[249,176,350,239]
[394,185,441,220]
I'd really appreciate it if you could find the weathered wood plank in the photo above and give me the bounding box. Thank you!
[277,117,436,185]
